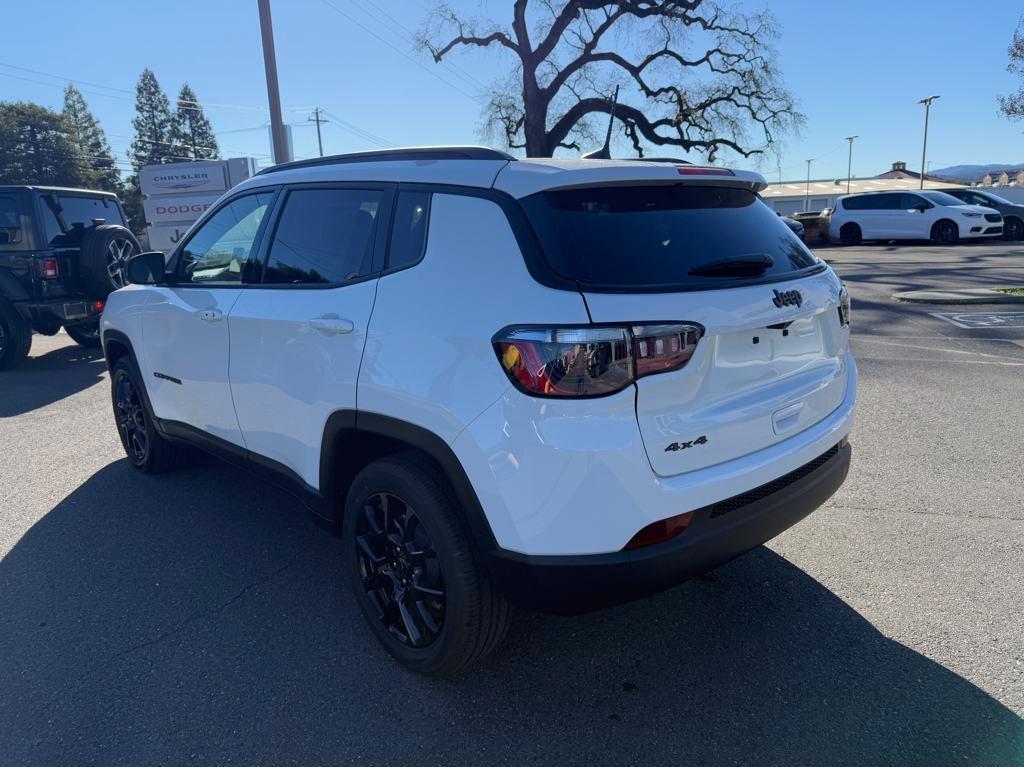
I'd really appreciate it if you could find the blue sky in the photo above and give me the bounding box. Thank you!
[2,0,1023,181]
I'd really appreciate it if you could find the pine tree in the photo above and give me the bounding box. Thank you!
[0,101,94,187]
[129,68,174,171]
[62,84,121,193]
[170,83,219,160]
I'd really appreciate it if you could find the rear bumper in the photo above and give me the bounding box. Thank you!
[487,440,851,614]
[17,298,103,326]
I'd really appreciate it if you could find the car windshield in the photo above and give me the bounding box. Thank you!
[521,184,820,291]
[919,191,968,207]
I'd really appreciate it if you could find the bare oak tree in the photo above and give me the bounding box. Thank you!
[999,17,1024,119]
[419,0,802,159]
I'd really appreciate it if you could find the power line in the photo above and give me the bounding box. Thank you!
[349,0,489,91]
[317,0,478,101]
[0,60,268,114]
[318,108,394,148]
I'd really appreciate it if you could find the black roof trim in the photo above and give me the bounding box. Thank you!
[256,146,516,176]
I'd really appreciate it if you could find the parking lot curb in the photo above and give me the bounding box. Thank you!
[893,288,1024,304]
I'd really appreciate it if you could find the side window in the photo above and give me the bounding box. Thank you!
[177,192,274,285]
[263,188,384,285]
[0,194,23,247]
[872,194,900,210]
[387,191,431,271]
[900,194,924,210]
[843,196,866,211]
[969,193,990,206]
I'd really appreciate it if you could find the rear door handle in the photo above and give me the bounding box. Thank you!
[196,309,223,323]
[308,316,355,335]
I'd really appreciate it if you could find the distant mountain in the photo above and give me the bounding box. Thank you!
[929,163,1024,182]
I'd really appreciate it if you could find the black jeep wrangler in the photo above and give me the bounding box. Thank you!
[0,186,140,370]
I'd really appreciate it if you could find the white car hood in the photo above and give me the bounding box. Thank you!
[954,204,1000,215]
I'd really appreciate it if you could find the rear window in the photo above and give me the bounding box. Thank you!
[41,194,126,247]
[521,185,820,290]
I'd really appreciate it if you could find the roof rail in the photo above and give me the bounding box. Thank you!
[256,146,516,175]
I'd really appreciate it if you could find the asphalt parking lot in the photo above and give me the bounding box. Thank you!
[2,240,1023,766]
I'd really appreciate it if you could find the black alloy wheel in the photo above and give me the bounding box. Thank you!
[354,492,446,648]
[933,220,958,245]
[840,223,862,246]
[1004,217,1023,241]
[106,235,137,289]
[113,367,148,464]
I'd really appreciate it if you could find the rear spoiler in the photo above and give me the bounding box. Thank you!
[493,161,767,199]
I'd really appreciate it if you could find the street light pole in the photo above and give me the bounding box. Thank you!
[917,95,940,189]
[258,0,290,165]
[804,159,812,211]
[845,135,858,194]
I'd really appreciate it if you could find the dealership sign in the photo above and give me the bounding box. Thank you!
[143,192,222,227]
[139,158,258,253]
[139,162,227,195]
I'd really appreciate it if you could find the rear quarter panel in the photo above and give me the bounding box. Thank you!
[357,192,590,444]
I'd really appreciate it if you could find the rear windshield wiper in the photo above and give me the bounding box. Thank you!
[688,255,774,278]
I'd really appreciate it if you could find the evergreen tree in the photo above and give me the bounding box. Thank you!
[62,84,121,193]
[0,102,94,187]
[129,68,174,171]
[170,83,219,160]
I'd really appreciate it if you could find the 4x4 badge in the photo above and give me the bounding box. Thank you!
[773,288,803,308]
[664,435,708,452]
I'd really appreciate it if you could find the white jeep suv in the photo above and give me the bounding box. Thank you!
[102,147,856,674]
[828,190,1002,245]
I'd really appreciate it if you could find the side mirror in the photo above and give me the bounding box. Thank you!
[125,251,168,285]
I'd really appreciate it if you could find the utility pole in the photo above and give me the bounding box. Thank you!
[917,95,940,189]
[308,107,328,157]
[804,159,812,211]
[845,135,858,194]
[258,0,290,164]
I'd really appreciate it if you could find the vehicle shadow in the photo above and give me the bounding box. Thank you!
[0,341,106,418]
[1,460,1021,766]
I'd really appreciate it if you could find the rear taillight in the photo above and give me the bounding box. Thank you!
[35,257,60,280]
[493,323,703,398]
[632,323,702,377]
[838,285,851,327]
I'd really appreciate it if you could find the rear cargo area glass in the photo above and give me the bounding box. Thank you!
[521,185,820,290]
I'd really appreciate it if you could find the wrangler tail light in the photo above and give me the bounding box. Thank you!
[493,323,703,398]
[35,257,60,280]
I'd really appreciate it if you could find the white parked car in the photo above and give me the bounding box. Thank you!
[828,190,1003,245]
[101,147,856,674]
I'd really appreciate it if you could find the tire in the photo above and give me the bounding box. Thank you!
[1003,217,1023,241]
[342,453,510,675]
[65,321,102,348]
[79,225,141,300]
[110,357,179,473]
[839,223,862,246]
[931,220,958,246]
[0,297,32,371]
